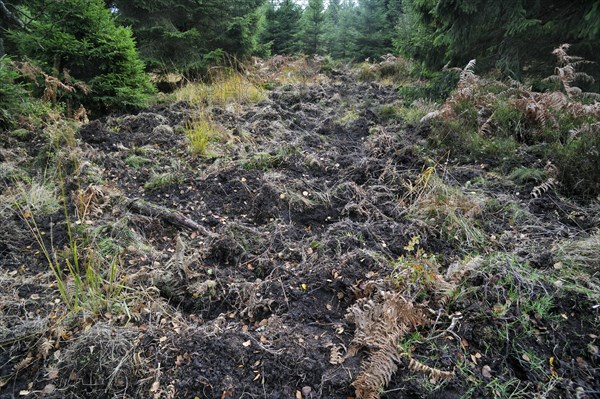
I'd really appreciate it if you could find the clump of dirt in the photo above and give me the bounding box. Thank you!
[1,62,599,399]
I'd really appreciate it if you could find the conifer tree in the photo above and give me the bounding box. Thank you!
[301,0,326,55]
[108,0,264,74]
[261,0,302,55]
[354,0,390,60]
[321,0,361,59]
[398,0,600,80]
[8,0,154,113]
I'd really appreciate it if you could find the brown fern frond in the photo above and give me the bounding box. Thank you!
[538,92,568,111]
[408,357,454,380]
[569,102,600,117]
[329,344,344,365]
[13,61,43,82]
[13,353,34,372]
[531,178,558,198]
[459,59,477,84]
[478,112,495,136]
[38,337,54,358]
[74,105,89,124]
[569,122,600,139]
[74,81,92,95]
[552,44,581,66]
[345,289,430,399]
[353,348,403,399]
[548,44,596,98]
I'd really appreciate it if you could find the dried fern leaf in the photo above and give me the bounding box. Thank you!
[346,289,430,399]
[38,337,54,358]
[531,178,557,198]
[478,113,494,136]
[13,353,34,372]
[408,357,454,380]
[353,348,402,399]
[329,344,344,365]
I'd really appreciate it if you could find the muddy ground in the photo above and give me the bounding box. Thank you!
[1,63,599,398]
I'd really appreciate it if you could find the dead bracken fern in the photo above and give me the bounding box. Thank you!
[531,162,559,198]
[546,44,596,99]
[531,177,558,198]
[420,59,479,123]
[423,45,598,131]
[12,60,90,106]
[344,286,454,399]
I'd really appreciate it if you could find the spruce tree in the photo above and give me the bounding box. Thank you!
[261,0,302,55]
[301,0,325,55]
[321,0,360,59]
[109,0,264,74]
[398,0,600,81]
[354,0,389,60]
[8,0,154,113]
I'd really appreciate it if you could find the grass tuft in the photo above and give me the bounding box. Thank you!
[175,71,265,109]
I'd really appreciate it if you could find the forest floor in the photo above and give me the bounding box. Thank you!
[1,59,599,399]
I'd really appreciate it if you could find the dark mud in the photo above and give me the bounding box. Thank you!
[1,65,599,399]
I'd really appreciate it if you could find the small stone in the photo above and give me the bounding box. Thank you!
[301,386,312,397]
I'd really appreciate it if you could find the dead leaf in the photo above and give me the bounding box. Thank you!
[296,390,303,399]
[175,355,184,366]
[575,356,588,369]
[150,381,160,393]
[482,365,492,379]
[47,367,59,379]
[522,353,530,362]
[42,384,56,394]
[221,389,234,399]
[242,340,251,347]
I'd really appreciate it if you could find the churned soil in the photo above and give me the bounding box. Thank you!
[1,65,598,399]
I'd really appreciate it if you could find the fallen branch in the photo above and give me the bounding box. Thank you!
[124,197,218,238]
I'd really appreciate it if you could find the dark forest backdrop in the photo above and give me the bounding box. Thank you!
[1,0,599,120]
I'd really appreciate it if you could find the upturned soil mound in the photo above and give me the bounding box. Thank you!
[1,66,598,398]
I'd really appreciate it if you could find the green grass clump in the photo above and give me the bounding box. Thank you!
[144,172,182,191]
[125,154,149,168]
[406,167,486,250]
[185,117,230,158]
[0,163,31,184]
[16,181,61,216]
[241,147,295,171]
[508,167,546,185]
[337,109,359,125]
[175,72,265,108]
[357,55,414,85]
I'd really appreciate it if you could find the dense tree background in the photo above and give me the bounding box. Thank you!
[2,0,154,113]
[106,0,265,75]
[260,0,402,60]
[397,0,600,81]
[301,0,326,55]
[1,0,599,123]
[260,0,303,55]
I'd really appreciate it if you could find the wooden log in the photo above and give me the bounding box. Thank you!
[124,197,218,238]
